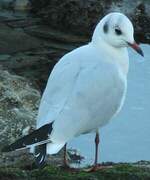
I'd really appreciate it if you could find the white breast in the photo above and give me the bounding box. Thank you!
[36,43,129,155]
[50,45,128,142]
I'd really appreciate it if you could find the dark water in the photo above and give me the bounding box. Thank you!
[68,44,150,167]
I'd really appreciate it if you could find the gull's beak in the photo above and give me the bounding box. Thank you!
[128,42,144,57]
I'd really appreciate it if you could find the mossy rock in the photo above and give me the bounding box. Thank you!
[0,70,40,149]
[0,164,150,180]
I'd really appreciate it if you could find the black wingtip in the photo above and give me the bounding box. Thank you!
[35,154,46,168]
[1,122,53,153]
[34,144,47,168]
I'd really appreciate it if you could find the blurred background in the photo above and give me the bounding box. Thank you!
[0,0,149,168]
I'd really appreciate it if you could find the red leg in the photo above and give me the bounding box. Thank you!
[83,131,101,172]
[84,131,112,172]
[94,131,100,167]
[63,144,78,171]
[63,143,69,167]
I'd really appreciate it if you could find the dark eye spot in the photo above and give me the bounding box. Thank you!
[115,28,122,35]
[103,23,108,33]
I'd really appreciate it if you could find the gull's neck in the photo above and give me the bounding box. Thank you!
[91,36,129,76]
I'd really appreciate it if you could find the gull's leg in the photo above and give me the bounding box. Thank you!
[63,143,69,167]
[94,131,100,168]
[84,131,101,172]
[63,143,80,172]
[84,131,112,172]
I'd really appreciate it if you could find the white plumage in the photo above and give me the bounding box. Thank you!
[36,12,133,155]
[2,12,143,168]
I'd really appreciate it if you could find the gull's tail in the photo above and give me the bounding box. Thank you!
[2,122,53,167]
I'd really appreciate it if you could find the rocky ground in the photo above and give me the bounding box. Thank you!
[1,162,150,180]
[0,70,40,149]
[0,0,149,178]
[0,10,86,92]
[0,6,86,168]
[30,0,150,43]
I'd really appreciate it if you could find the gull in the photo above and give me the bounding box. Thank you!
[2,12,144,170]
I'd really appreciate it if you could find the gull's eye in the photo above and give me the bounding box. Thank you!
[115,28,122,35]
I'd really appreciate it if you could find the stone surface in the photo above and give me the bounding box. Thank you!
[132,3,150,43]
[24,25,88,44]
[0,23,44,54]
[30,0,150,43]
[0,1,149,92]
[0,10,81,92]
[0,69,40,148]
[30,0,105,36]
[0,163,150,180]
[0,50,63,92]
[0,0,30,10]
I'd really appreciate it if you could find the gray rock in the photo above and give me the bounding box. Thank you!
[0,51,60,92]
[0,0,30,11]
[14,0,31,11]
[0,70,66,167]
[24,25,88,44]
[0,23,43,54]
[0,54,11,61]
[0,70,40,149]
[30,0,105,36]
[30,0,150,43]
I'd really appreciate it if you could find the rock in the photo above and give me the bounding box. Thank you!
[6,17,41,28]
[0,23,43,54]
[0,0,14,10]
[30,0,150,43]
[0,163,150,180]
[0,0,31,11]
[0,54,11,61]
[0,50,61,92]
[24,25,88,44]
[132,3,150,43]
[0,70,71,167]
[0,70,40,149]
[0,11,74,92]
[30,0,105,36]
[14,0,31,11]
[0,148,65,168]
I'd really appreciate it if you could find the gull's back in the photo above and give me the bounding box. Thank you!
[36,44,98,128]
[37,41,127,132]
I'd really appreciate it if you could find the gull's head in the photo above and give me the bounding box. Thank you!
[92,12,144,56]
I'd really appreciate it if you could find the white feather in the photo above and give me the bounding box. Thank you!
[36,13,134,155]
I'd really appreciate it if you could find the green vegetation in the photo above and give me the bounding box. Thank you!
[0,164,150,180]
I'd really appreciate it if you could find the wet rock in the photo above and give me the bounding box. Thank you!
[0,50,61,92]
[30,0,150,43]
[0,23,43,54]
[0,148,65,168]
[30,0,105,36]
[0,54,11,61]
[14,0,31,11]
[0,0,15,10]
[0,0,30,11]
[0,69,73,167]
[24,25,88,45]
[0,11,74,92]
[132,3,150,43]
[0,70,40,149]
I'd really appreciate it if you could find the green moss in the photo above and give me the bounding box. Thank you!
[0,164,150,180]
[0,167,28,180]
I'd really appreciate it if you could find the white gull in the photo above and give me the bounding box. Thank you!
[2,12,144,170]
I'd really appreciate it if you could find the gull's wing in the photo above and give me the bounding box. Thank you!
[37,48,83,128]
[2,123,53,152]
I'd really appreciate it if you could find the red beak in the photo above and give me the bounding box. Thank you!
[128,42,144,57]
